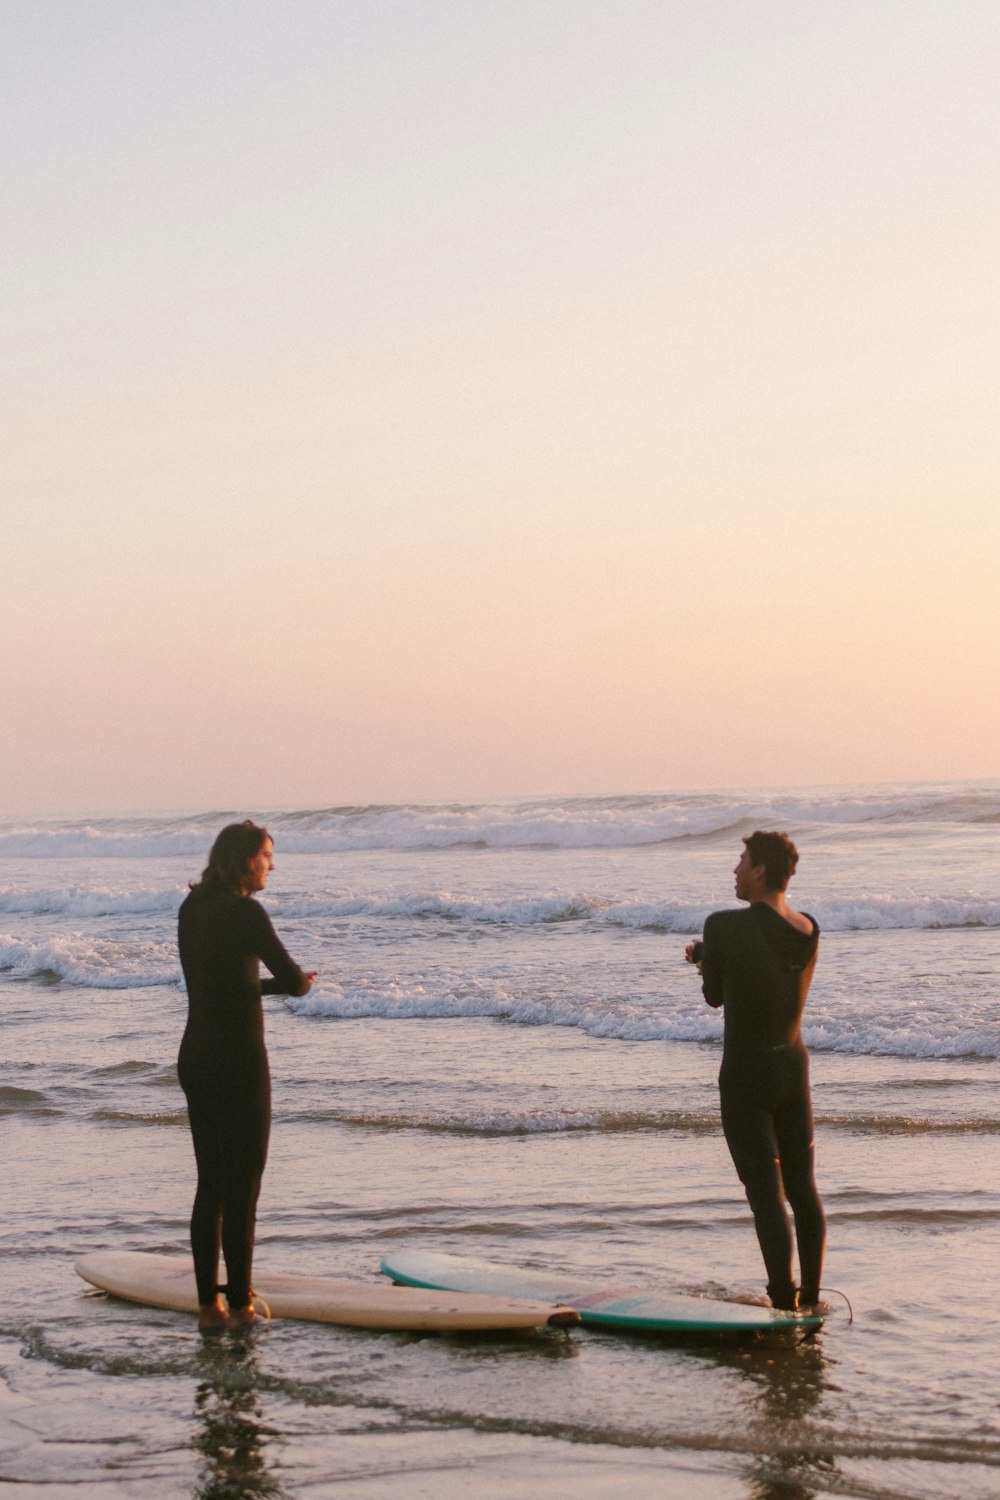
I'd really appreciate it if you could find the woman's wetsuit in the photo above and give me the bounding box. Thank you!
[177,888,308,1309]
[700,903,825,1308]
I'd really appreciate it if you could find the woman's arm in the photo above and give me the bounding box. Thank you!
[250,903,316,997]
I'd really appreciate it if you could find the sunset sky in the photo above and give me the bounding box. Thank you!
[5,1,999,815]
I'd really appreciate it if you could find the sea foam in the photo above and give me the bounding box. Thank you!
[1,883,998,930]
[284,983,1000,1060]
[0,933,178,989]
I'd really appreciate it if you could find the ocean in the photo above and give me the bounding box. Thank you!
[1,782,998,1498]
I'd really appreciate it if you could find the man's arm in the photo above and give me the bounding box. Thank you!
[699,912,726,1009]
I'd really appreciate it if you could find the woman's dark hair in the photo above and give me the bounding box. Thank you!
[743,830,799,892]
[191,820,270,896]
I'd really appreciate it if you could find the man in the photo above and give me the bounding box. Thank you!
[687,830,825,1311]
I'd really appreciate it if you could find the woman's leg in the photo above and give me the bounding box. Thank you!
[183,1087,226,1309]
[217,1070,271,1312]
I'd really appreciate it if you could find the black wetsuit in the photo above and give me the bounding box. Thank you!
[177,888,308,1308]
[701,903,825,1307]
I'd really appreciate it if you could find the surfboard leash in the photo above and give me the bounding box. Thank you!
[249,1288,272,1325]
[814,1287,853,1324]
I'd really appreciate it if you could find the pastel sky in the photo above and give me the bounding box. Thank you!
[4,1,999,815]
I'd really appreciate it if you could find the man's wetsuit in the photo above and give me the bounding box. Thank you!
[178,888,308,1309]
[700,903,825,1308]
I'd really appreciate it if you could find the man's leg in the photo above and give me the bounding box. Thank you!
[775,1093,825,1304]
[720,1088,797,1308]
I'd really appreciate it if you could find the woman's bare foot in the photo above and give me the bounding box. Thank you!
[197,1296,229,1331]
[226,1303,259,1329]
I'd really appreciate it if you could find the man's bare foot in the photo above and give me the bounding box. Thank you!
[197,1297,229,1331]
[226,1304,259,1329]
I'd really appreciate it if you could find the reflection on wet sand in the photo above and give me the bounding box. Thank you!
[193,1335,287,1500]
[715,1332,836,1500]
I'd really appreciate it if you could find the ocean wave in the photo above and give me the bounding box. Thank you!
[0,1085,54,1117]
[86,1060,177,1082]
[830,1205,1000,1224]
[284,1106,718,1135]
[90,1108,188,1127]
[819,1114,1000,1135]
[804,1018,1000,1060]
[276,891,605,925]
[281,1103,999,1136]
[599,893,1000,933]
[2,880,999,931]
[808,896,1000,931]
[285,985,1000,1061]
[274,890,1000,932]
[3,781,999,856]
[0,886,182,918]
[0,933,179,989]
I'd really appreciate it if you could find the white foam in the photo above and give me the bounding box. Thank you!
[2,881,998,930]
[0,933,178,989]
[284,983,1000,1060]
[810,896,1000,930]
[0,886,182,918]
[275,891,600,925]
[804,1018,1000,1060]
[270,890,1000,932]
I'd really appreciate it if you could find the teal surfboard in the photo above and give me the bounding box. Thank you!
[380,1250,823,1335]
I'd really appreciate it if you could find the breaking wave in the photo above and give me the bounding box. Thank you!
[2,781,999,857]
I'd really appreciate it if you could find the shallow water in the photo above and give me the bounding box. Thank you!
[2,785,998,1496]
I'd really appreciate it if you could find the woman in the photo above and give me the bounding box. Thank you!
[178,821,315,1329]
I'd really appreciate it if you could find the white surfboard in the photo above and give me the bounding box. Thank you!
[381,1249,823,1335]
[75,1251,579,1333]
